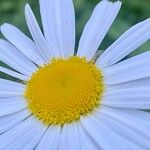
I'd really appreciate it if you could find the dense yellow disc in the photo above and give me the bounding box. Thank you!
[24,56,104,125]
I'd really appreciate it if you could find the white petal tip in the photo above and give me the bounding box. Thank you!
[115,1,122,5]
[1,23,15,35]
[1,23,7,30]
[25,3,30,8]
[25,4,31,12]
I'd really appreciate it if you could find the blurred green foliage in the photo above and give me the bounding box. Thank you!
[0,0,150,79]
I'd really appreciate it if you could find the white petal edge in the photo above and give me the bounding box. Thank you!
[39,0,75,58]
[0,116,47,150]
[97,18,150,68]
[105,77,150,90]
[0,97,27,117]
[0,66,28,81]
[103,51,150,85]
[80,113,142,150]
[102,87,150,109]
[0,78,25,88]
[36,126,61,150]
[0,40,37,76]
[0,109,30,134]
[99,106,150,139]
[59,123,83,150]
[76,123,100,150]
[77,0,121,60]
[96,112,150,149]
[0,79,25,97]
[25,4,52,61]
[0,23,45,66]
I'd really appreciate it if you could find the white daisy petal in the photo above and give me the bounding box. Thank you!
[103,51,150,77]
[100,107,150,139]
[0,79,25,93]
[123,108,150,122]
[21,129,47,150]
[0,83,24,94]
[97,112,150,149]
[25,4,52,61]
[102,87,150,109]
[76,123,100,150]
[103,51,150,85]
[0,78,24,87]
[0,92,23,98]
[0,66,28,81]
[39,0,75,58]
[77,0,121,60]
[0,97,27,116]
[0,40,37,76]
[0,109,30,134]
[97,18,150,67]
[81,114,142,150]
[59,123,82,150]
[36,126,61,150]
[0,24,45,66]
[106,78,150,89]
[0,117,47,150]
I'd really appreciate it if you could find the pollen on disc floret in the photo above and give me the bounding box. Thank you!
[24,56,104,126]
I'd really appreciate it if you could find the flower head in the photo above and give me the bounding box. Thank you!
[0,0,150,149]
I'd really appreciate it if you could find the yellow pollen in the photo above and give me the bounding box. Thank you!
[24,56,104,125]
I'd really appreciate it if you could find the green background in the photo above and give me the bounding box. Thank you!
[0,0,150,80]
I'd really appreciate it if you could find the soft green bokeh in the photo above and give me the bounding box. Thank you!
[0,0,150,80]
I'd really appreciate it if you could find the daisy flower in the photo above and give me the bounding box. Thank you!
[0,0,150,149]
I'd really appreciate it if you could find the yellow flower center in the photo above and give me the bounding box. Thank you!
[24,56,104,125]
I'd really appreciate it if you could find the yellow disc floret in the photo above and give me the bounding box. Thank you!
[24,56,104,125]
